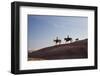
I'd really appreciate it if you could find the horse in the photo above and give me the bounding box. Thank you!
[75,38,79,41]
[53,37,61,45]
[64,35,72,43]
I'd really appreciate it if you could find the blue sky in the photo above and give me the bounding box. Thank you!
[28,15,88,51]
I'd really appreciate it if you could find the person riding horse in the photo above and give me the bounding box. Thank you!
[64,35,72,43]
[53,37,61,45]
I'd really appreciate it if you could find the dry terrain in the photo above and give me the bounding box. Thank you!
[28,39,88,61]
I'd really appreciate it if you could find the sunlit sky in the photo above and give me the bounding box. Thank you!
[28,15,88,51]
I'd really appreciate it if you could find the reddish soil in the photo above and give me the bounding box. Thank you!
[28,39,88,61]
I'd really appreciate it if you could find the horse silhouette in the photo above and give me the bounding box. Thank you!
[53,37,61,45]
[75,38,79,41]
[64,35,72,43]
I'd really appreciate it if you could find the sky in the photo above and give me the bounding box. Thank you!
[28,15,88,51]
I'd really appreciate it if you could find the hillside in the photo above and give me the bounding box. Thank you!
[28,39,88,61]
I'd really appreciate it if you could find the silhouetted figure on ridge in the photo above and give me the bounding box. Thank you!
[53,37,61,45]
[64,35,72,43]
[75,38,79,41]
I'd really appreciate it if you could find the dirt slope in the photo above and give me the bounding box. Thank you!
[28,39,88,60]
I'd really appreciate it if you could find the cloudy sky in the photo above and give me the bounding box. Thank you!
[28,15,88,51]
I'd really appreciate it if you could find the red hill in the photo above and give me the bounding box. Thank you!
[28,39,88,61]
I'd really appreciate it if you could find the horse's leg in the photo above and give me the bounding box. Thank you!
[60,40,61,44]
[56,41,57,45]
[57,41,59,45]
[65,40,67,44]
[70,39,72,43]
[59,41,61,44]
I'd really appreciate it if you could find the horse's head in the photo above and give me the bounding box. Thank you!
[64,38,67,40]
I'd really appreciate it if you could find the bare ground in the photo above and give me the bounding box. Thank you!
[28,39,88,61]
